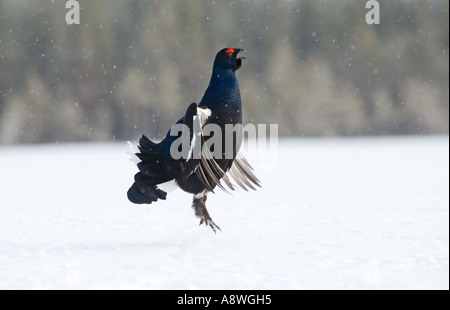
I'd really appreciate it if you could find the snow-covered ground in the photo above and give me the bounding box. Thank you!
[0,137,448,289]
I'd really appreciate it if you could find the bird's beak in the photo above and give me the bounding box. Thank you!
[236,48,246,60]
[234,49,245,70]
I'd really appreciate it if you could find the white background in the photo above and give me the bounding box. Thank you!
[0,137,448,289]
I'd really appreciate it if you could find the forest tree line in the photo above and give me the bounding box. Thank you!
[0,0,448,144]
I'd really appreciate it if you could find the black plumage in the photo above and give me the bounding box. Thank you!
[127,48,260,232]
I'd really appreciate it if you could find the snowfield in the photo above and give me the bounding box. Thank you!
[0,137,448,290]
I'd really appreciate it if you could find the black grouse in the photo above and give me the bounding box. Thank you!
[127,48,261,232]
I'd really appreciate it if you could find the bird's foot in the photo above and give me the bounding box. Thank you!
[199,216,221,233]
[192,191,221,233]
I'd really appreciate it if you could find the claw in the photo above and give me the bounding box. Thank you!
[210,222,221,234]
[198,217,221,233]
[206,218,221,233]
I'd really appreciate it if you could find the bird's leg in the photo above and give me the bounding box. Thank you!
[192,192,221,233]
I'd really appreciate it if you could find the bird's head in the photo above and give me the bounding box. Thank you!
[214,48,245,72]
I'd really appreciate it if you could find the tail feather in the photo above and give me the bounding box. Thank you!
[127,102,199,205]
[137,135,157,159]
[127,183,156,204]
[137,162,156,177]
[127,133,178,204]
[127,174,168,204]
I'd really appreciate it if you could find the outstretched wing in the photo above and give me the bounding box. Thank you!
[186,107,261,193]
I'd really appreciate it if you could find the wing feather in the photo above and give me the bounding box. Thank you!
[229,152,262,190]
[188,106,261,193]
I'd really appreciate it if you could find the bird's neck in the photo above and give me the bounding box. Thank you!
[199,68,241,111]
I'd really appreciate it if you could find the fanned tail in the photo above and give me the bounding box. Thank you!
[127,135,172,204]
[127,103,200,204]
